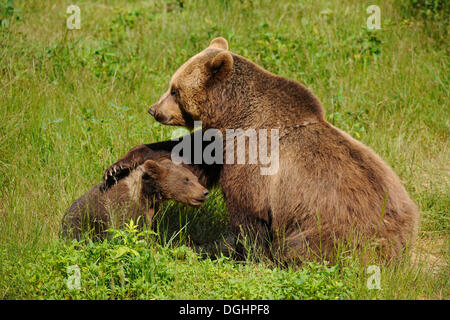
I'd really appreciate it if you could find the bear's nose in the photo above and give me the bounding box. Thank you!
[203,190,209,197]
[148,107,155,116]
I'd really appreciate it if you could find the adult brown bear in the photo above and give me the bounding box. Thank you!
[105,37,419,263]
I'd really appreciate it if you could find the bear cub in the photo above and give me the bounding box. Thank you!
[62,158,209,240]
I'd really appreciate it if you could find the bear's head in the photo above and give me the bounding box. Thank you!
[141,158,209,207]
[148,37,233,129]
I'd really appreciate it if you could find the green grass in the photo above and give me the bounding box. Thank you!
[0,0,448,299]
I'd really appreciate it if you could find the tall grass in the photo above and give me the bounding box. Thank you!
[0,0,448,299]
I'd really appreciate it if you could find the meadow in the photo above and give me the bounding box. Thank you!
[0,0,448,299]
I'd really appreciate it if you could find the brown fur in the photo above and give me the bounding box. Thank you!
[63,159,208,240]
[107,37,419,263]
[102,136,221,190]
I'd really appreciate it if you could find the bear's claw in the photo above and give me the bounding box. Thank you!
[101,161,132,192]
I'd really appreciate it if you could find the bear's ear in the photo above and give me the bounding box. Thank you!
[205,51,233,81]
[157,157,174,168]
[209,37,228,50]
[143,160,167,179]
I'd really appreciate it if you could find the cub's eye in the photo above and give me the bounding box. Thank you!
[170,88,178,96]
[183,178,189,183]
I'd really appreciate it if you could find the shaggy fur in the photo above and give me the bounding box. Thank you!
[105,37,419,262]
[63,159,208,240]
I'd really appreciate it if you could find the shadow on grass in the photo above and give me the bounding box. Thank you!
[151,188,235,259]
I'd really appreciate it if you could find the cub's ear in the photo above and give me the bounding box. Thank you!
[209,37,228,50]
[205,51,233,81]
[143,160,167,179]
[157,157,174,167]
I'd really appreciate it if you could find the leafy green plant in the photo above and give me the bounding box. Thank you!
[0,222,360,299]
[0,0,14,27]
[14,221,176,299]
[399,0,449,20]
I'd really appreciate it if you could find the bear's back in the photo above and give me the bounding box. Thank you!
[270,121,419,257]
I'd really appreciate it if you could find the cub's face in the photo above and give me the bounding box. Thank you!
[148,37,233,129]
[142,159,209,207]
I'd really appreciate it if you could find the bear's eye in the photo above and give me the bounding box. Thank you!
[183,177,189,183]
[170,87,178,96]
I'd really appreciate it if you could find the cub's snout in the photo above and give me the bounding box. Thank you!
[188,186,209,207]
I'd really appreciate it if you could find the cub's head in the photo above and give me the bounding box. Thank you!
[141,159,209,207]
[148,37,233,128]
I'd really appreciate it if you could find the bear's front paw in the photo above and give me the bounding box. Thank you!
[101,161,132,191]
